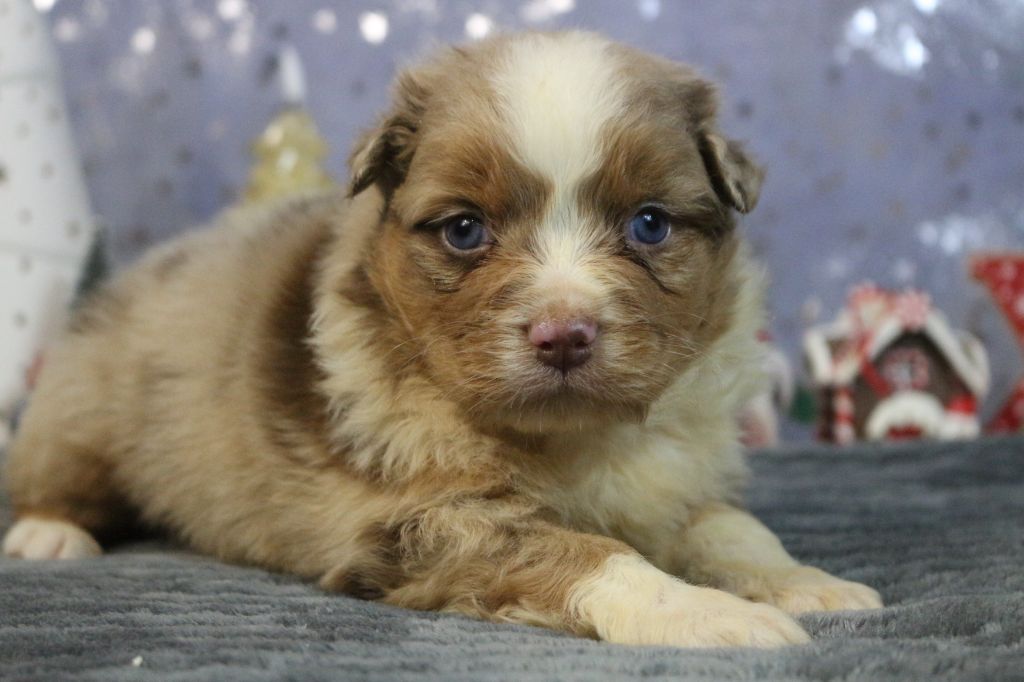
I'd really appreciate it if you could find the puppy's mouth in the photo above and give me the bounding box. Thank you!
[454,321,654,428]
[534,363,596,392]
[510,350,615,408]
[495,364,648,431]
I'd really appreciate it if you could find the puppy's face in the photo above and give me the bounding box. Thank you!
[350,33,763,432]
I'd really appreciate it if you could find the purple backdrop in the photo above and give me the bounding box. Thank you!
[25,0,1024,439]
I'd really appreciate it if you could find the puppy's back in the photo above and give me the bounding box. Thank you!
[6,192,347,551]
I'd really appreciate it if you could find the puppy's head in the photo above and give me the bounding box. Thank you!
[349,32,763,432]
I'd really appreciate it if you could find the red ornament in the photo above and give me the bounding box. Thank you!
[971,252,1024,433]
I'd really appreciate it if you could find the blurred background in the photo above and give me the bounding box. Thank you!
[2,0,1024,442]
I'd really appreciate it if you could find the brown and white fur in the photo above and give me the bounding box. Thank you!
[2,32,880,648]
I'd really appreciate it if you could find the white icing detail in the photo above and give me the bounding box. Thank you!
[864,390,945,440]
[802,327,834,385]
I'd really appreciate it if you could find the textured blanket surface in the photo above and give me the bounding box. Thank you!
[1,437,1023,681]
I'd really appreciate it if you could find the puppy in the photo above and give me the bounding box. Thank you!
[2,32,881,647]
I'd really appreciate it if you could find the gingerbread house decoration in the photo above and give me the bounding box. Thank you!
[804,284,989,443]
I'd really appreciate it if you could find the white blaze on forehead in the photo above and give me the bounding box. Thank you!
[492,32,627,189]
[491,33,628,302]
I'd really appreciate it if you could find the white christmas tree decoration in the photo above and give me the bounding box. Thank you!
[0,0,98,439]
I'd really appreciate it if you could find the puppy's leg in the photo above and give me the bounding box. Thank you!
[3,517,102,560]
[3,328,141,560]
[2,436,118,560]
[668,503,882,614]
[3,417,126,561]
[323,502,809,648]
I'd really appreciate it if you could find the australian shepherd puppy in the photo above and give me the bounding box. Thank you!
[3,32,880,647]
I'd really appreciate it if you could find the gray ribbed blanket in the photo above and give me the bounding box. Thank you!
[2,438,1022,681]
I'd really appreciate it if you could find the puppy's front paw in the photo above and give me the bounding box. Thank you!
[762,566,882,614]
[573,555,809,648]
[647,588,811,648]
[2,517,102,560]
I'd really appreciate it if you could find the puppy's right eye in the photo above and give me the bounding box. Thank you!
[443,216,489,252]
[627,206,671,246]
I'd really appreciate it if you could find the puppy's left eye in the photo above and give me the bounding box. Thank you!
[443,216,489,252]
[627,207,671,245]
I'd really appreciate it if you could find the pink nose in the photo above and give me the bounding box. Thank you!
[528,318,598,373]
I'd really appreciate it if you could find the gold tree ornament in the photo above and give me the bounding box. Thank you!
[244,47,335,202]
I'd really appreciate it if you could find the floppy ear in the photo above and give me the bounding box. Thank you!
[348,69,430,198]
[697,132,764,214]
[678,77,765,214]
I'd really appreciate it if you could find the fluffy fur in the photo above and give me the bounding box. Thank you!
[2,31,880,647]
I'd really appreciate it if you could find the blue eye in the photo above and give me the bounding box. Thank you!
[443,216,488,251]
[627,208,671,245]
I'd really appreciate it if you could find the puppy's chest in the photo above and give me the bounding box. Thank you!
[536,428,736,549]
